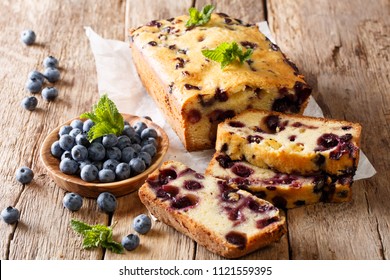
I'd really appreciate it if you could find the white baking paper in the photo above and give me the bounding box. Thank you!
[84,24,376,180]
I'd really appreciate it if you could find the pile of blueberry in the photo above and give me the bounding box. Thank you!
[20,29,60,111]
[63,191,151,251]
[51,117,159,183]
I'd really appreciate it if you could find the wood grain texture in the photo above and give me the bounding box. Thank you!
[268,0,389,259]
[0,0,126,259]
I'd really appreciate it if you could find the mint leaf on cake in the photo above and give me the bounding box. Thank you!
[185,4,215,27]
[202,42,253,69]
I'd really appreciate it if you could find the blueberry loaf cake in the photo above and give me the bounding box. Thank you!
[206,152,353,209]
[139,161,286,258]
[215,109,361,176]
[130,12,311,151]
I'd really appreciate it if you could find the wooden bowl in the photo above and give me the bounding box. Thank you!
[40,114,169,198]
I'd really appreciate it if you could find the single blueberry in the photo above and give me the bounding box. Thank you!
[122,125,136,138]
[21,96,38,111]
[59,125,72,137]
[71,145,88,161]
[82,119,94,133]
[69,128,82,138]
[88,142,106,161]
[1,206,20,224]
[132,144,142,153]
[106,147,122,161]
[141,144,157,157]
[138,152,152,167]
[28,70,45,83]
[59,134,75,151]
[21,30,36,45]
[70,119,84,130]
[78,159,92,170]
[121,147,136,163]
[141,128,158,140]
[141,137,158,148]
[43,67,60,83]
[42,87,58,101]
[133,121,147,136]
[102,134,118,148]
[43,56,59,68]
[97,192,117,213]
[80,164,98,182]
[61,151,72,161]
[115,162,131,181]
[102,159,120,172]
[75,133,90,147]
[63,193,83,211]
[130,134,142,145]
[121,234,140,251]
[133,214,152,234]
[59,158,79,175]
[15,166,34,184]
[25,77,43,93]
[98,169,116,183]
[116,135,132,150]
[130,158,146,174]
[51,140,64,158]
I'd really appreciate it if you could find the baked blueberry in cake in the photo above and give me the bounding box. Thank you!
[138,160,286,258]
[206,152,353,209]
[215,109,361,176]
[130,11,311,151]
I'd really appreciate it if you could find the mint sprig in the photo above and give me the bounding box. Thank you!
[80,94,124,142]
[185,4,215,27]
[70,219,124,254]
[202,42,253,69]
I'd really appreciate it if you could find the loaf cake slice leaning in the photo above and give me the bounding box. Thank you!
[139,160,286,259]
[215,109,362,176]
[206,152,353,209]
[130,13,311,151]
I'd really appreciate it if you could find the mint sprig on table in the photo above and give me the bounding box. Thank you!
[70,219,124,254]
[80,94,124,142]
[185,4,215,27]
[202,42,253,69]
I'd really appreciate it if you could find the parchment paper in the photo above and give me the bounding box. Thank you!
[84,23,376,180]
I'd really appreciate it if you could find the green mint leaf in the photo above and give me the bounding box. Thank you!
[83,230,101,249]
[101,240,124,254]
[70,219,93,235]
[202,42,253,69]
[80,94,124,142]
[185,4,215,27]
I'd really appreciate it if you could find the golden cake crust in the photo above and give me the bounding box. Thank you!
[130,14,311,151]
[138,160,286,258]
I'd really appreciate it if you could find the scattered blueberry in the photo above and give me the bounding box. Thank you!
[71,145,88,161]
[133,214,152,234]
[63,193,83,211]
[21,96,38,111]
[43,67,60,83]
[141,128,158,140]
[51,140,64,158]
[28,71,44,83]
[98,169,116,183]
[21,30,36,45]
[15,166,34,184]
[82,119,94,133]
[1,206,20,224]
[97,192,117,213]
[59,134,75,151]
[59,125,73,137]
[25,78,43,93]
[59,158,78,175]
[133,121,147,136]
[43,56,59,68]
[121,234,140,251]
[115,162,131,180]
[130,158,146,174]
[80,164,98,182]
[42,87,58,101]
[102,134,118,148]
[138,152,152,167]
[141,144,157,157]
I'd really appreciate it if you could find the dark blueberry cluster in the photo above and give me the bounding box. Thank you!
[51,117,159,183]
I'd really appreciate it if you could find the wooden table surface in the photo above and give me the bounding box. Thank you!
[1,0,389,260]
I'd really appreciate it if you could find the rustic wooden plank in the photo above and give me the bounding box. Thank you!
[0,0,126,259]
[268,0,390,259]
[106,0,194,260]
[196,0,265,23]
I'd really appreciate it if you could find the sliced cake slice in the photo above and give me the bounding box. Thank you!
[215,109,361,176]
[206,152,353,209]
[139,160,286,258]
